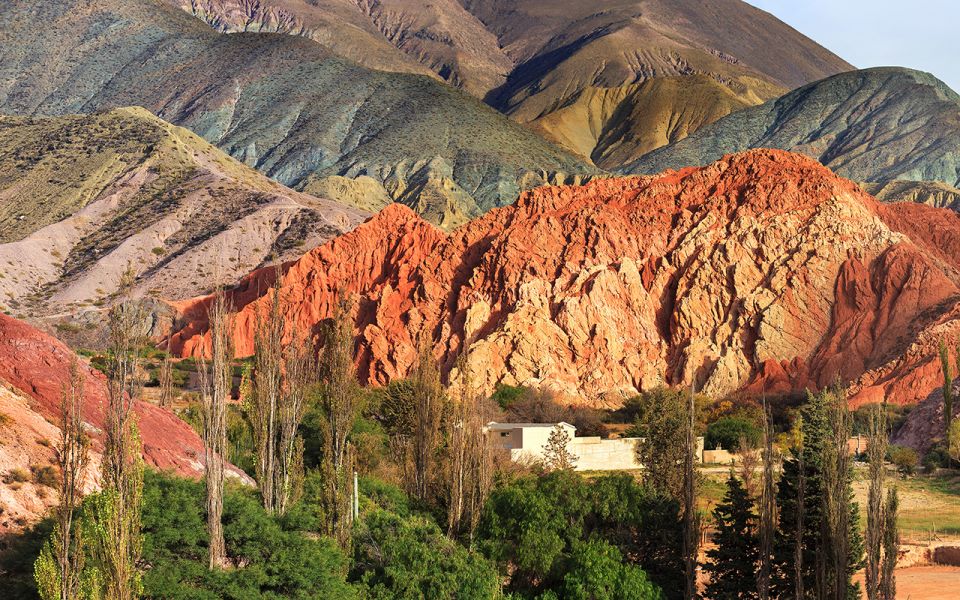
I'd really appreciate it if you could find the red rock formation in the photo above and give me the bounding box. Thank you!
[0,313,247,480]
[171,150,960,406]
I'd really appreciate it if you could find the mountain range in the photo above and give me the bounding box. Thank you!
[163,0,852,167]
[0,0,594,228]
[3,0,960,498]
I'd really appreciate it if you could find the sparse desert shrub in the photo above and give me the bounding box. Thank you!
[0,411,12,428]
[54,321,81,334]
[5,468,31,484]
[30,465,58,488]
[151,246,165,256]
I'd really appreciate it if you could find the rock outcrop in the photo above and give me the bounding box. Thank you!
[0,313,250,501]
[169,150,960,407]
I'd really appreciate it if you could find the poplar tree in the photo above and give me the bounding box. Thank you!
[864,405,898,600]
[158,332,174,409]
[317,295,361,545]
[409,340,445,503]
[93,296,146,600]
[772,388,863,600]
[757,400,776,600]
[446,349,493,542]
[197,291,232,569]
[34,358,94,600]
[880,489,899,600]
[250,280,313,515]
[682,387,700,600]
[941,340,957,461]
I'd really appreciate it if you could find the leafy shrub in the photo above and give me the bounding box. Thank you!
[478,471,677,599]
[922,446,950,472]
[705,416,762,451]
[352,510,500,599]
[491,384,528,409]
[139,471,355,599]
[888,445,919,476]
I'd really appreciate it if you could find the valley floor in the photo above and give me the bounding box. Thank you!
[855,565,960,599]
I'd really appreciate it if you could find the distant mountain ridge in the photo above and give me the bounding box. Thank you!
[162,0,852,167]
[622,68,960,193]
[0,0,594,228]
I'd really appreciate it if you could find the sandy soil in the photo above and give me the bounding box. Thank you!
[856,566,960,599]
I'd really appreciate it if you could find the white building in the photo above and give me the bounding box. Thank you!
[486,421,704,472]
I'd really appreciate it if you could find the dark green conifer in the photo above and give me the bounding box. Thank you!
[704,474,759,600]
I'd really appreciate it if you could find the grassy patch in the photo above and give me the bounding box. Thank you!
[853,471,960,540]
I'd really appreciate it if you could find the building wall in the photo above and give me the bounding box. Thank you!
[570,437,643,470]
[490,423,704,472]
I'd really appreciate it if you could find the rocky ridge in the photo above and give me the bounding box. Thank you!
[170,150,960,407]
[624,68,960,193]
[0,108,366,316]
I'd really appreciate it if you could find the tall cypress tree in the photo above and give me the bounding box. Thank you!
[771,388,863,599]
[704,474,759,600]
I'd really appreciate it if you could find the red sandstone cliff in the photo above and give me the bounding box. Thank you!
[170,150,960,406]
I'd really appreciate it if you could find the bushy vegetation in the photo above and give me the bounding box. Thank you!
[705,415,762,451]
[478,471,678,599]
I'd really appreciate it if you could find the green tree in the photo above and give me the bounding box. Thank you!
[316,295,363,546]
[704,474,759,600]
[705,416,762,451]
[352,510,500,599]
[771,388,863,600]
[478,471,676,599]
[138,470,355,599]
[561,540,663,600]
[940,340,955,452]
[631,388,687,498]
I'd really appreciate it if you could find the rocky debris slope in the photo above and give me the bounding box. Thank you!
[890,384,960,455]
[0,385,87,534]
[168,0,440,79]
[623,68,960,194]
[170,150,960,406]
[0,108,366,316]
[0,0,594,228]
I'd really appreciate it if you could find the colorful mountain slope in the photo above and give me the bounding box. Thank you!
[0,107,366,316]
[164,0,851,168]
[0,0,594,228]
[169,150,960,407]
[0,312,250,530]
[623,68,960,192]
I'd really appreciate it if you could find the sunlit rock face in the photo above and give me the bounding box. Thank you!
[172,150,960,407]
